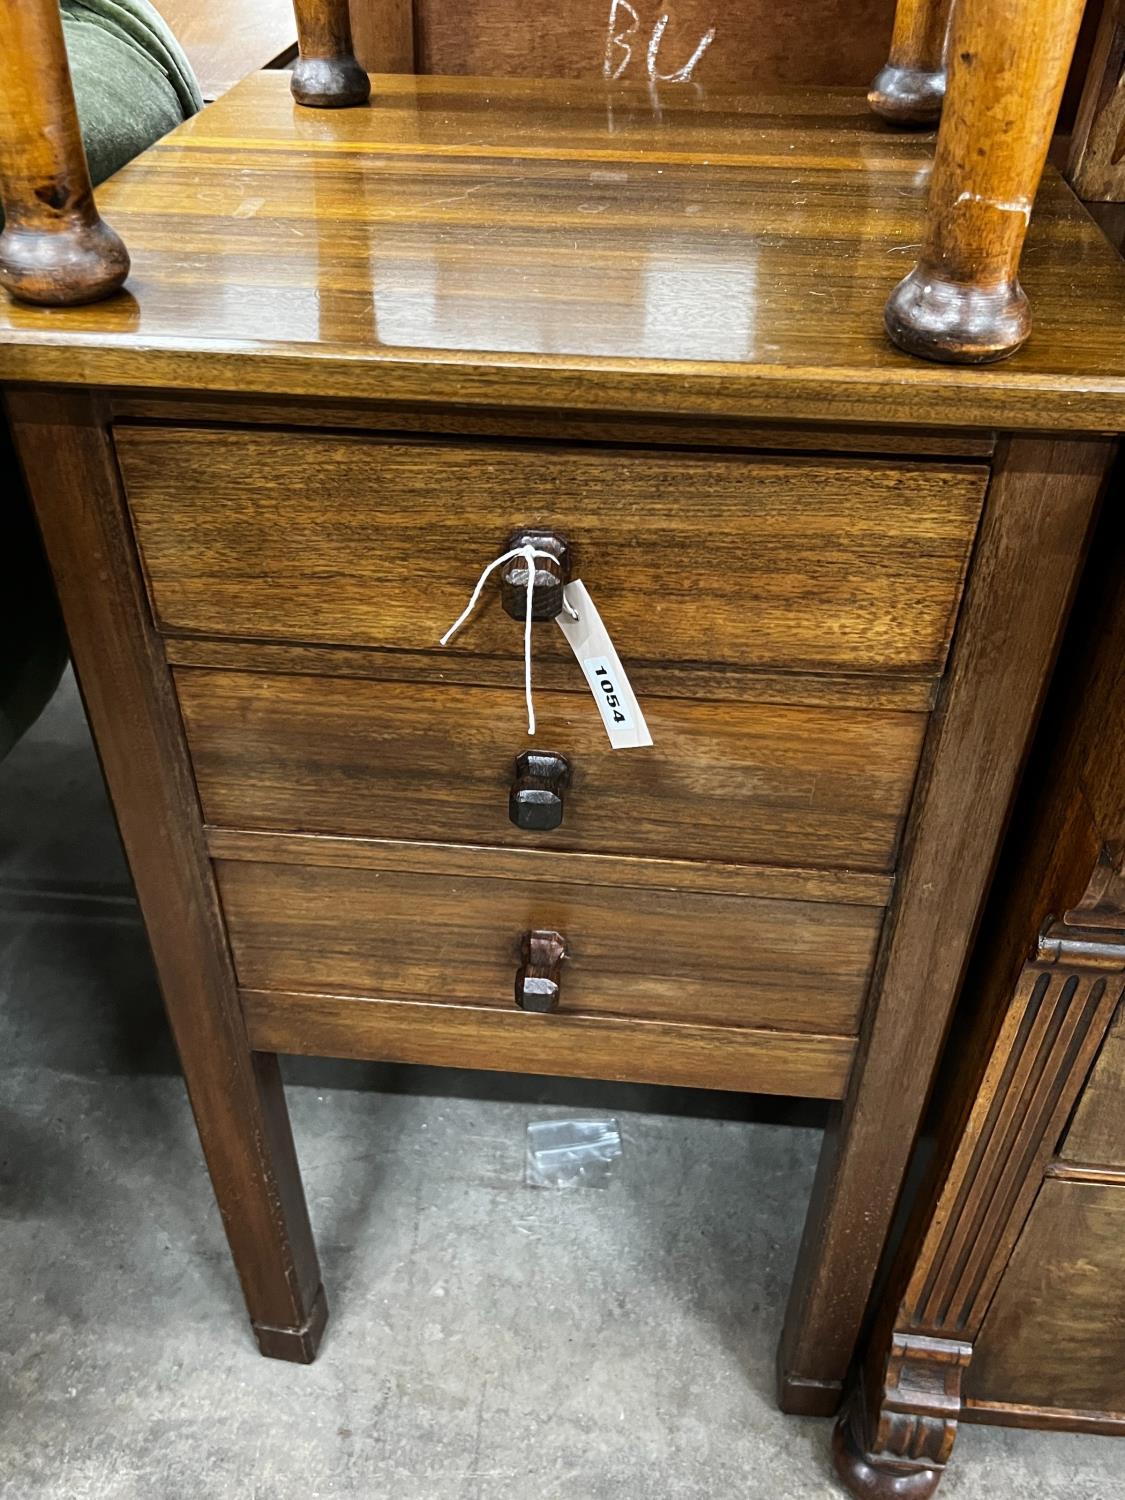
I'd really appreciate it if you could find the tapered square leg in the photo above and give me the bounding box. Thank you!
[7,390,327,1361]
[776,439,1112,1413]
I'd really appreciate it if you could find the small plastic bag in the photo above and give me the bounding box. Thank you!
[525,1118,623,1190]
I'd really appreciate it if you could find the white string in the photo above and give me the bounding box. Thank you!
[440,544,577,735]
[522,545,536,735]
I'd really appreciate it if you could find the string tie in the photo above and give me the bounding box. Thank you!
[440,544,577,735]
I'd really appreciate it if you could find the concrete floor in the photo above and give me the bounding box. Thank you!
[1,675,1121,1499]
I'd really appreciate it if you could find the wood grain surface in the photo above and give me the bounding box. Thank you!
[205,827,896,907]
[777,437,1112,1413]
[1067,0,1125,202]
[215,850,883,1034]
[1,73,1123,428]
[119,427,986,676]
[242,986,856,1096]
[410,0,896,88]
[1059,1001,1125,1167]
[111,397,997,457]
[828,453,1125,1487]
[177,667,927,871]
[349,0,415,73]
[167,636,938,712]
[5,390,327,1359]
[965,1180,1125,1413]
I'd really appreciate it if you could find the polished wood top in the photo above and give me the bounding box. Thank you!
[1,72,1123,431]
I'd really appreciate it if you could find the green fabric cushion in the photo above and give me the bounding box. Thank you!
[63,0,204,185]
[1,2,202,760]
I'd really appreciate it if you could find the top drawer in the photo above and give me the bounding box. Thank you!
[118,427,987,676]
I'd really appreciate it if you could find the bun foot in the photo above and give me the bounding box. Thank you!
[832,1413,944,1500]
[0,215,129,306]
[868,64,946,126]
[884,266,1030,364]
[291,56,370,108]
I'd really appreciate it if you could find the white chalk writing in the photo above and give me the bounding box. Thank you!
[604,1,715,83]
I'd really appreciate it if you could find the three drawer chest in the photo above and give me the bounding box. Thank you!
[2,58,1125,1416]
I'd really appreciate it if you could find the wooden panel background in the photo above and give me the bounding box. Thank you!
[965,1180,1125,1414]
[350,0,898,86]
[1060,999,1125,1167]
[1067,0,1125,202]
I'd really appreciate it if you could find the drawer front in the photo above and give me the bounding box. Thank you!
[215,855,883,1036]
[119,426,987,676]
[179,668,927,872]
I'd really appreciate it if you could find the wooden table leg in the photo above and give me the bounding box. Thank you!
[7,390,328,1365]
[0,0,129,306]
[869,0,954,125]
[885,0,1087,364]
[776,438,1112,1418]
[291,0,371,107]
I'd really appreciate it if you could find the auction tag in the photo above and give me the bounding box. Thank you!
[555,581,653,749]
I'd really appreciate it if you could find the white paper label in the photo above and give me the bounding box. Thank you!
[555,581,653,750]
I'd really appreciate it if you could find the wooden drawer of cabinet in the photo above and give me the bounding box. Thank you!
[214,846,881,1058]
[178,667,927,872]
[118,426,987,677]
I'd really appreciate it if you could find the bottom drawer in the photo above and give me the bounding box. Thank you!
[216,849,878,1098]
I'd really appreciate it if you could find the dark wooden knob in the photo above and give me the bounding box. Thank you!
[509,751,570,831]
[500,530,571,621]
[515,930,567,1013]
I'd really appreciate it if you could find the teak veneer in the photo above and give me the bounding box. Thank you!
[0,57,1122,1426]
[0,0,1107,364]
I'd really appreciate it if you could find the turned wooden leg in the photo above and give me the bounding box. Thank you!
[291,0,371,108]
[869,0,954,126]
[0,0,129,306]
[8,391,328,1364]
[885,0,1087,363]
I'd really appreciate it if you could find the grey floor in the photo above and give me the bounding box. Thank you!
[1,675,1121,1499]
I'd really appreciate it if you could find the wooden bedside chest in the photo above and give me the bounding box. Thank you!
[1,62,1123,1414]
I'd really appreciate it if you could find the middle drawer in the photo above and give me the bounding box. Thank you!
[177,667,927,872]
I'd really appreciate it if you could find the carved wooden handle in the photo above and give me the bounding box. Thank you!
[509,751,570,831]
[515,930,567,1013]
[500,529,571,621]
